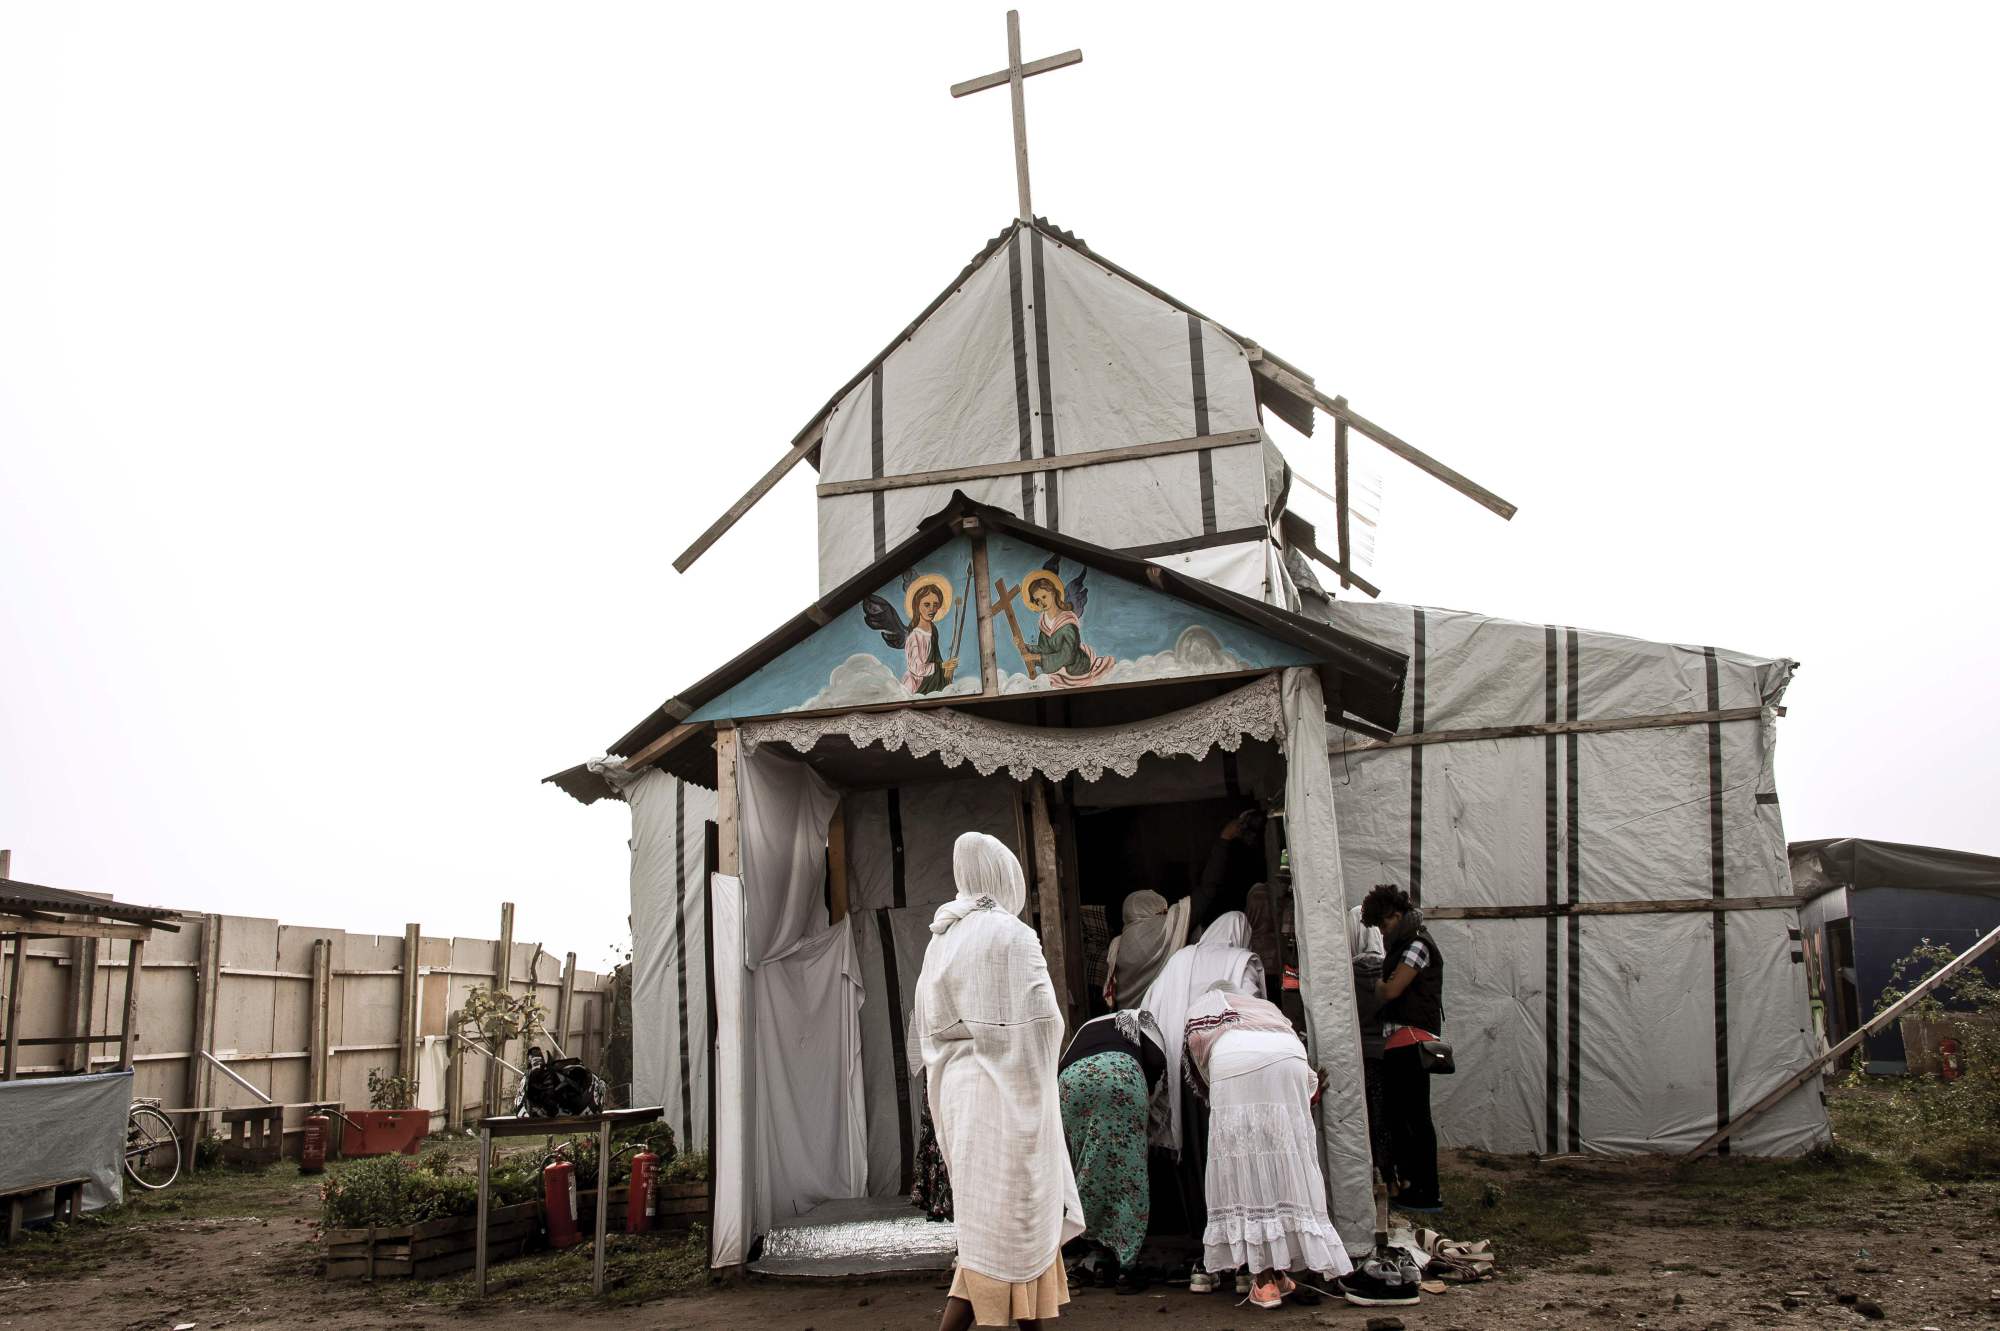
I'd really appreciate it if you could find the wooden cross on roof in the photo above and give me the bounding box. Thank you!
[950,10,1082,223]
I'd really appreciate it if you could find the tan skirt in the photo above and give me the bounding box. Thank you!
[949,1256,1071,1326]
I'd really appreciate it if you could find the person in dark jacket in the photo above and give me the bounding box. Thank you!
[1360,884,1444,1212]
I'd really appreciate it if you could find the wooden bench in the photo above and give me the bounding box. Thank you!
[220,1105,284,1167]
[2,1177,88,1243]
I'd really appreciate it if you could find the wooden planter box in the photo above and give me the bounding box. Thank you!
[572,1181,707,1233]
[1900,1014,2000,1076]
[324,1200,539,1281]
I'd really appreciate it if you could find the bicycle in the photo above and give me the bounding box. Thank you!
[125,1097,181,1190]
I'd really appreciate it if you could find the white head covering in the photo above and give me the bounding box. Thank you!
[1137,909,1265,1154]
[1107,888,1193,1003]
[931,831,1028,934]
[910,830,1084,1280]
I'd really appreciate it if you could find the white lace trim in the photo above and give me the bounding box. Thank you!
[739,673,1284,784]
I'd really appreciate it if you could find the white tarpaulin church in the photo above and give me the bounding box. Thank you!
[548,16,1825,1271]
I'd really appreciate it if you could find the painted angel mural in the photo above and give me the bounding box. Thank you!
[862,569,967,695]
[997,555,1117,688]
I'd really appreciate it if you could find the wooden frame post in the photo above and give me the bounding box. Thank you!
[556,951,577,1056]
[308,938,333,1103]
[1332,394,1352,588]
[970,528,1000,696]
[118,938,145,1072]
[1026,779,1076,1034]
[399,922,423,1086]
[192,915,221,1140]
[486,903,514,1119]
[70,932,101,1075]
[715,727,741,878]
[2,931,24,1081]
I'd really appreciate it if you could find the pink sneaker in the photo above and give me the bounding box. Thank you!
[1247,1275,1285,1310]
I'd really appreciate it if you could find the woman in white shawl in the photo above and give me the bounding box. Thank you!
[1138,909,1265,1155]
[911,832,1085,1330]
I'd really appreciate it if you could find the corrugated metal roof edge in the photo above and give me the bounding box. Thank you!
[0,877,185,929]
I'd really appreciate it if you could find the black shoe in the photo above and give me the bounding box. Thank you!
[1336,1268,1421,1308]
[1114,1269,1150,1295]
[1391,1191,1444,1213]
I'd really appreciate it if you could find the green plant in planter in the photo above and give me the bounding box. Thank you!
[320,1153,540,1229]
[661,1150,709,1185]
[366,1066,416,1111]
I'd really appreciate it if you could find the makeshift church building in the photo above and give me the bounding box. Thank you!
[548,15,1826,1271]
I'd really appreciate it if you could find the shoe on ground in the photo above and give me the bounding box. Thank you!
[1189,1271,1219,1294]
[1247,1275,1285,1310]
[1391,1191,1444,1213]
[1235,1271,1251,1296]
[1336,1269,1421,1308]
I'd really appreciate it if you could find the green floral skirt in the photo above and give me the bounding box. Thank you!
[1059,1051,1150,1268]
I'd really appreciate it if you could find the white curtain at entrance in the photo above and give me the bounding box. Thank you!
[1281,667,1375,1249]
[737,746,867,1243]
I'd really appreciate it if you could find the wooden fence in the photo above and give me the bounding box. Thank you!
[0,901,614,1145]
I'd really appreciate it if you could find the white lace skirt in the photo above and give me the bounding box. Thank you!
[1200,1031,1349,1277]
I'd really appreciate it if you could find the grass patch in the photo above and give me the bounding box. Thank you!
[1429,1159,1598,1267]
[401,1226,710,1309]
[0,1164,302,1282]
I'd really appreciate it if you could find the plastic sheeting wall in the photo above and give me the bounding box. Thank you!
[623,768,718,1154]
[1324,602,1828,1156]
[0,1070,129,1217]
[815,226,1280,601]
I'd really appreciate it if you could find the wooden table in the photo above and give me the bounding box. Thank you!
[473,1107,664,1297]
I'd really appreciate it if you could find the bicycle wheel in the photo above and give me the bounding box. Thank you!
[125,1105,181,1190]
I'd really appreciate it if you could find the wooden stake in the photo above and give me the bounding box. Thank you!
[71,932,101,1075]
[715,727,742,878]
[487,903,514,1118]
[2,931,24,1081]
[1684,922,2000,1159]
[1027,779,1075,1034]
[556,951,577,1055]
[399,923,422,1086]
[1332,395,1352,588]
[308,938,332,1102]
[119,938,145,1072]
[193,916,221,1141]
[971,530,1000,696]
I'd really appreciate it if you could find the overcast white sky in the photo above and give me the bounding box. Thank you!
[3,3,1995,969]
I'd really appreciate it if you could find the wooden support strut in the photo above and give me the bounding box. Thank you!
[672,421,826,575]
[1684,923,2000,1160]
[1252,360,1518,521]
[1332,705,1778,755]
[815,428,1261,498]
[1427,895,1803,921]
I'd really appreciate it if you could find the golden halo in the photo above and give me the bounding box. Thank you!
[904,573,954,622]
[1021,569,1066,605]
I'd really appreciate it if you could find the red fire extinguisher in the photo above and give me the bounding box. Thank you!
[1940,1036,1963,1081]
[626,1144,658,1235]
[543,1152,582,1249]
[300,1110,330,1175]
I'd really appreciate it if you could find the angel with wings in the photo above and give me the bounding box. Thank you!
[1005,555,1117,688]
[862,571,960,695]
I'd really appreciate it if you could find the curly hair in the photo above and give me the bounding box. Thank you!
[1359,883,1413,928]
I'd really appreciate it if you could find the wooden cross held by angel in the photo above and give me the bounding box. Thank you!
[993,555,1117,688]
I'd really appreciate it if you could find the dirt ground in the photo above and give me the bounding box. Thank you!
[6,1096,2000,1331]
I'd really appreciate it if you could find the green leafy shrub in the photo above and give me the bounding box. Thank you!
[366,1066,416,1111]
[1848,938,2000,1178]
[661,1150,709,1185]
[319,1152,539,1230]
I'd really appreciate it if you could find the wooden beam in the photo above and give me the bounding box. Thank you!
[70,932,100,1075]
[399,923,422,1085]
[2,933,24,1080]
[486,903,514,1119]
[827,801,850,927]
[1332,395,1352,586]
[555,951,577,1056]
[971,530,999,696]
[672,422,826,575]
[715,727,742,877]
[0,913,152,942]
[1428,895,1803,921]
[816,428,1262,498]
[948,47,1083,98]
[1685,923,2000,1160]
[622,722,704,773]
[1253,361,1517,520]
[1332,705,1776,755]
[1026,779,1076,1035]
[1287,520,1383,598]
[308,938,332,1102]
[1007,11,1031,221]
[118,938,144,1072]
[192,916,221,1141]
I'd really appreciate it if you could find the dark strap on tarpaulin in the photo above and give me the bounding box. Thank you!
[1032,228,1059,531]
[674,780,694,1147]
[1565,628,1582,1154]
[1188,314,1216,534]
[874,908,915,1193]
[1543,626,1560,1154]
[1409,608,1426,906]
[1008,234,1036,523]
[870,366,887,559]
[1705,646,1731,1152]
